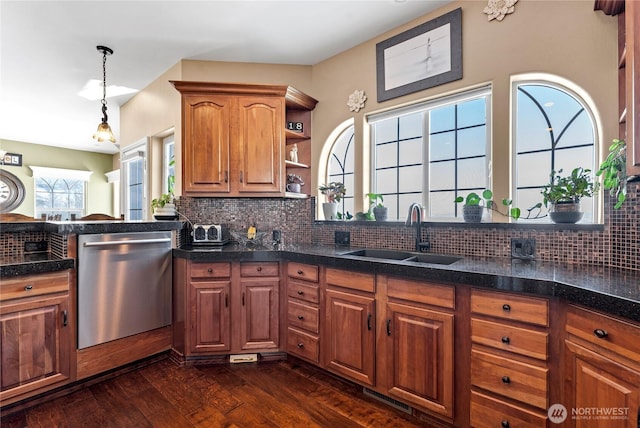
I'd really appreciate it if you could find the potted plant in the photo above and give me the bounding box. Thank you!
[454,190,541,222]
[541,167,599,223]
[151,192,176,219]
[596,138,627,209]
[286,173,305,194]
[366,192,387,221]
[319,182,346,220]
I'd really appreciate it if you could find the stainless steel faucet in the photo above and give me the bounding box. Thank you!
[406,203,430,252]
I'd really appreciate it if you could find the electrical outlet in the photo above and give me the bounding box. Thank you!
[335,231,350,246]
[24,241,48,253]
[511,238,536,260]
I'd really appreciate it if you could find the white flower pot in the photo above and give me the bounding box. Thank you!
[322,202,339,220]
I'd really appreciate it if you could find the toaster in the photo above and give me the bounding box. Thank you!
[191,224,228,245]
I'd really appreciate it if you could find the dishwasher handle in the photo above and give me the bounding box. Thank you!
[83,238,171,247]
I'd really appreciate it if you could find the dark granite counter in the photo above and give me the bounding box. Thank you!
[0,220,183,234]
[0,253,75,278]
[174,243,640,322]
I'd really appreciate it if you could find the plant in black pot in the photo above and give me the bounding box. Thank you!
[455,190,540,222]
[596,138,627,209]
[541,167,599,224]
[366,192,387,221]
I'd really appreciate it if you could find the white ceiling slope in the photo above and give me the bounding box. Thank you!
[0,0,450,155]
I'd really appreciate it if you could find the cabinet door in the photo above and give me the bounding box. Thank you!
[189,281,231,353]
[384,302,454,418]
[0,295,71,402]
[182,94,231,195]
[235,96,284,194]
[565,340,640,428]
[239,279,279,350]
[325,289,375,385]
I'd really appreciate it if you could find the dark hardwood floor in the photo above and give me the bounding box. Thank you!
[1,358,429,427]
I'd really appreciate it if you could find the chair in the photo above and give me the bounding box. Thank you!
[80,213,118,221]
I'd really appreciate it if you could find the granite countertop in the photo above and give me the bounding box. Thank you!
[0,220,183,234]
[0,253,75,278]
[175,243,640,322]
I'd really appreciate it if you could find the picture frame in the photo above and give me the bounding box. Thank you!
[376,7,462,103]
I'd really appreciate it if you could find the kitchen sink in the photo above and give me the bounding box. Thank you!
[341,249,462,265]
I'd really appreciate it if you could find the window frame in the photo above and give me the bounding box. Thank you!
[120,139,148,221]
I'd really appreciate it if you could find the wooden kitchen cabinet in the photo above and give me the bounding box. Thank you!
[189,280,231,353]
[379,276,455,419]
[324,268,376,386]
[0,271,73,405]
[286,262,321,364]
[565,305,640,428]
[238,262,280,351]
[171,81,317,197]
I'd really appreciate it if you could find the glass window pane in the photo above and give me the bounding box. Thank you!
[429,131,455,161]
[399,137,422,166]
[458,126,486,158]
[429,161,455,191]
[376,169,397,194]
[429,191,456,218]
[517,152,552,188]
[375,118,397,143]
[376,142,397,169]
[398,165,423,193]
[555,113,594,149]
[383,194,398,220]
[430,105,455,133]
[398,112,423,140]
[457,158,486,190]
[458,98,486,128]
[555,147,595,173]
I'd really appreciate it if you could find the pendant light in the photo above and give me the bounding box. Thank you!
[92,45,116,143]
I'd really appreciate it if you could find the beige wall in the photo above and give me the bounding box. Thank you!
[0,139,114,217]
[310,0,618,210]
[120,0,618,216]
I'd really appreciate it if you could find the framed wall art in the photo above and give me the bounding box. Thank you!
[376,7,462,103]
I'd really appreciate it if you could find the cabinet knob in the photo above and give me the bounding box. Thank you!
[207,268,213,273]
[257,266,262,272]
[297,343,304,348]
[297,315,304,320]
[501,420,510,428]
[297,270,304,275]
[24,285,33,291]
[297,290,304,295]
[502,304,511,312]
[501,376,511,384]
[501,336,510,344]
[593,328,608,339]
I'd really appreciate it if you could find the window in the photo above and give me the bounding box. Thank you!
[121,141,147,221]
[326,124,355,217]
[29,166,91,220]
[162,135,175,194]
[368,85,491,221]
[513,78,598,222]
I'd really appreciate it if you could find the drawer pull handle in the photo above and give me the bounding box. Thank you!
[594,328,608,339]
[297,270,304,275]
[63,310,68,327]
[224,171,228,183]
[242,292,245,306]
[502,304,511,312]
[257,266,262,272]
[24,285,33,291]
[386,319,391,336]
[297,315,304,320]
[501,336,510,344]
[240,171,244,183]
[501,421,510,428]
[297,343,304,348]
[297,290,304,295]
[225,294,228,308]
[501,376,511,384]
[367,313,372,331]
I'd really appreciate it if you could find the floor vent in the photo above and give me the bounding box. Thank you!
[363,388,412,414]
[229,354,258,363]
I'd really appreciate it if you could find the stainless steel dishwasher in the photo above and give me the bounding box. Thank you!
[78,231,173,349]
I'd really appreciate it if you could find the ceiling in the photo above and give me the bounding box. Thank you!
[0,0,451,155]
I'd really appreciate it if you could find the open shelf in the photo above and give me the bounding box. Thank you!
[285,160,310,169]
[285,192,310,199]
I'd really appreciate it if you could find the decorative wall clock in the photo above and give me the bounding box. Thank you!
[0,169,26,213]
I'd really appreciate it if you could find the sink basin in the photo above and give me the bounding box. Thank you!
[403,254,462,265]
[341,249,415,260]
[341,249,462,265]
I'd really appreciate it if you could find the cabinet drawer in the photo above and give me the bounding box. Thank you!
[287,280,319,304]
[190,262,231,279]
[470,391,547,428]
[287,327,319,363]
[287,300,319,333]
[326,268,374,293]
[0,271,69,301]
[471,318,548,361]
[387,276,454,309]
[240,262,279,277]
[566,305,640,362]
[471,349,548,410]
[287,262,319,283]
[471,289,549,327]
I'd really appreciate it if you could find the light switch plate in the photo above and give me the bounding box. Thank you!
[335,231,350,246]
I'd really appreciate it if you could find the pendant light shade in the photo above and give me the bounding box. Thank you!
[92,45,116,144]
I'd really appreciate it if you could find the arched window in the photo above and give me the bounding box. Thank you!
[319,119,355,218]
[513,75,600,223]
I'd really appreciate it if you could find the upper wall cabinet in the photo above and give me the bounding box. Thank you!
[171,81,317,197]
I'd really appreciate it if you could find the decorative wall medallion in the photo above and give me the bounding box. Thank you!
[0,169,26,213]
[347,90,367,112]
[483,0,518,22]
